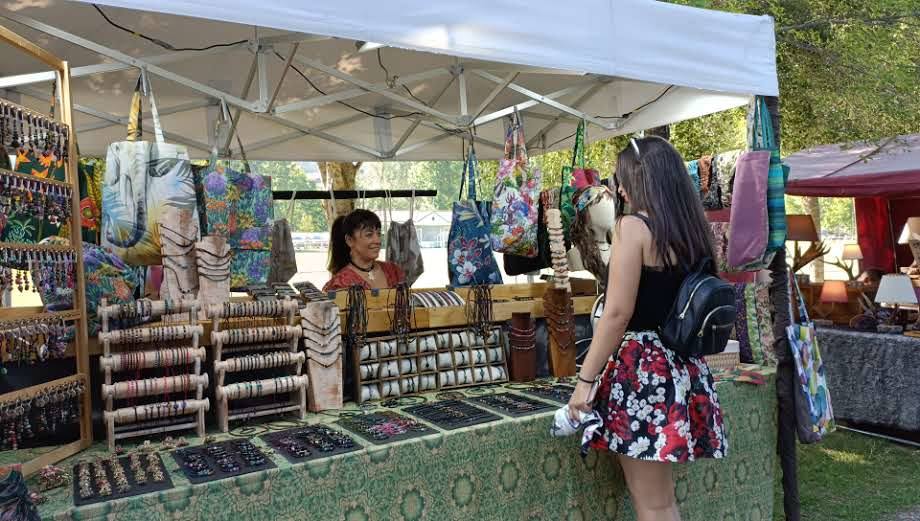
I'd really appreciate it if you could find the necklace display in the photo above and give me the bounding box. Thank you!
[71,452,172,507]
[172,439,275,485]
[261,424,360,464]
[403,399,500,430]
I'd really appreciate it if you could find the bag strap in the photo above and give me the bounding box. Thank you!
[459,143,478,201]
[140,69,165,145]
[286,190,297,222]
[409,189,416,221]
[572,119,586,168]
[790,272,811,323]
[127,76,143,142]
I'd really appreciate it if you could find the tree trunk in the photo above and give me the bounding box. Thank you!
[765,95,801,521]
[318,161,362,224]
[646,125,670,141]
[804,196,823,281]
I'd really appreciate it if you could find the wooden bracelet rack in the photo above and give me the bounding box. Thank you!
[99,298,207,451]
[209,298,306,432]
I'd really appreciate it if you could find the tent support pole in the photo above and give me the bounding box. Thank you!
[527,81,607,149]
[390,75,458,157]
[765,94,801,521]
[472,83,594,127]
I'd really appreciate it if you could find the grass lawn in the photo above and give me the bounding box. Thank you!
[774,429,920,521]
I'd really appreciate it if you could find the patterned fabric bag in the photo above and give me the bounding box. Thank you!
[385,191,424,286]
[788,276,836,443]
[490,115,542,257]
[201,150,273,290]
[748,96,788,251]
[78,158,104,244]
[83,242,141,335]
[101,76,199,265]
[560,120,596,243]
[447,147,502,286]
[268,195,297,284]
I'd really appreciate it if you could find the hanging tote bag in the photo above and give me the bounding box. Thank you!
[385,190,424,286]
[490,114,542,257]
[200,108,273,290]
[788,276,836,443]
[748,96,788,253]
[102,75,199,266]
[269,191,298,284]
[447,147,502,286]
[559,120,592,240]
[726,150,771,268]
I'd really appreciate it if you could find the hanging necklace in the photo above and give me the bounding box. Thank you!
[350,260,376,281]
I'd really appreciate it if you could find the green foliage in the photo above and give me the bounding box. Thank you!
[245,160,328,233]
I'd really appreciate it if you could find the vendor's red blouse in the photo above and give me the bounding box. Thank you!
[322,262,406,292]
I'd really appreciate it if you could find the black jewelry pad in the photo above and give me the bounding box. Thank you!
[72,453,174,507]
[171,439,276,485]
[335,411,435,445]
[403,400,500,430]
[261,424,362,464]
[467,393,555,418]
[518,384,575,404]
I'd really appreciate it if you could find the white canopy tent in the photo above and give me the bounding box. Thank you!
[0,0,778,161]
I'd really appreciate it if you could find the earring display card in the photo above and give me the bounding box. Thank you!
[335,410,435,445]
[467,393,555,418]
[261,424,362,464]
[403,400,500,430]
[72,454,174,507]
[172,439,276,485]
[517,384,575,404]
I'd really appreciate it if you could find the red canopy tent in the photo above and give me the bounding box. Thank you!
[785,134,920,272]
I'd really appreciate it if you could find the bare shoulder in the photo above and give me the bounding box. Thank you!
[615,215,651,244]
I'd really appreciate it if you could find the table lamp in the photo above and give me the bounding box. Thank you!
[874,274,919,333]
[817,280,849,323]
[787,214,827,279]
[897,217,920,278]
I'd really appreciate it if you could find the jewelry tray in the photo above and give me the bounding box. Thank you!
[171,439,276,485]
[517,384,575,405]
[466,392,555,418]
[72,453,174,507]
[334,410,435,445]
[403,399,500,430]
[261,424,362,464]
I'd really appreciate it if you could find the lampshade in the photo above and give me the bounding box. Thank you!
[786,214,819,242]
[898,217,920,244]
[874,274,919,305]
[841,244,863,260]
[820,280,850,304]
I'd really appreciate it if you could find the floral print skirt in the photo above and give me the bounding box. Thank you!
[587,331,727,462]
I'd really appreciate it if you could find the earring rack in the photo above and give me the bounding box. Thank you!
[0,23,91,477]
[209,299,306,432]
[98,298,208,451]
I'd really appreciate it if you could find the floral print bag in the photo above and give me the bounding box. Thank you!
[447,146,502,286]
[490,114,542,257]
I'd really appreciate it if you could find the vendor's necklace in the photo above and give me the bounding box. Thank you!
[351,260,376,281]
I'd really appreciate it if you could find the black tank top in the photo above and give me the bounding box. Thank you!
[609,214,686,331]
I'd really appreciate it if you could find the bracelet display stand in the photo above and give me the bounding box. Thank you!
[544,287,577,377]
[98,299,208,451]
[209,299,306,432]
[354,326,508,403]
[300,300,343,411]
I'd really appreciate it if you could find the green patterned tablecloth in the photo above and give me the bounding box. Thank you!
[32,373,776,521]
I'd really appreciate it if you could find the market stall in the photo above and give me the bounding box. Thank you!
[0,1,787,519]
[785,134,920,432]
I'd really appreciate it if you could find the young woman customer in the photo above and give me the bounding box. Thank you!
[568,136,726,521]
[323,209,405,291]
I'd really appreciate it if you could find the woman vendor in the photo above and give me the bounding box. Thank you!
[323,209,405,291]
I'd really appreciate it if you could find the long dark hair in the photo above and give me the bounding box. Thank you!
[328,209,382,274]
[614,136,716,272]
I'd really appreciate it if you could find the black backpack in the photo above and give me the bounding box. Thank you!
[658,258,737,358]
